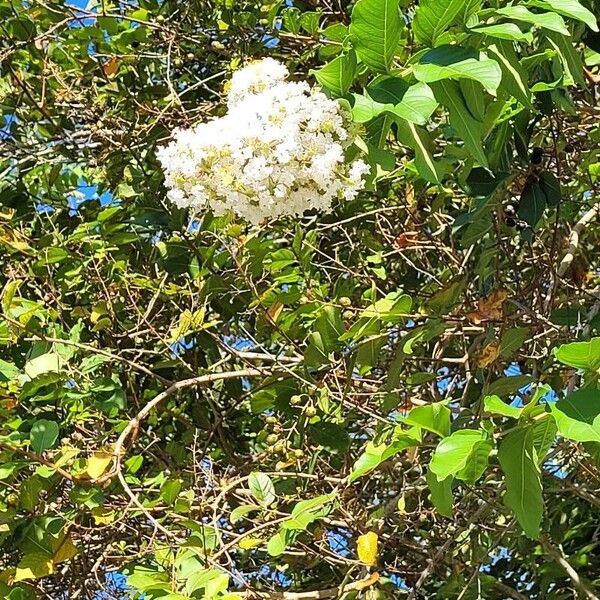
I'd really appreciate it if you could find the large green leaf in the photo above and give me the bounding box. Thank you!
[429,429,492,482]
[248,472,276,506]
[30,420,59,454]
[401,402,451,437]
[518,177,547,226]
[413,46,503,92]
[367,78,438,125]
[484,395,523,419]
[554,337,600,371]
[528,0,598,32]
[426,469,453,517]
[349,0,403,72]
[549,388,600,442]
[495,5,570,35]
[348,429,421,482]
[412,0,465,47]
[544,30,586,85]
[471,23,534,43]
[497,426,543,538]
[488,42,533,108]
[313,51,357,96]
[395,118,445,183]
[431,81,488,166]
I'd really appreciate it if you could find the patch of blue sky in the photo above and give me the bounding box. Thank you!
[187,219,201,233]
[326,528,352,557]
[170,335,195,357]
[67,0,98,28]
[0,113,16,140]
[223,335,255,351]
[36,202,55,215]
[387,572,412,591]
[94,571,133,600]
[245,564,292,588]
[544,459,569,479]
[68,183,117,216]
[479,546,511,573]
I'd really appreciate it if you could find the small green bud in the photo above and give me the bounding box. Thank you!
[303,406,317,418]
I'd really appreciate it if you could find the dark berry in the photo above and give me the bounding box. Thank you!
[504,204,516,216]
[516,221,527,231]
[530,147,543,165]
[506,216,516,227]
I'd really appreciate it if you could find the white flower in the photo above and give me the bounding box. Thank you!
[158,59,369,225]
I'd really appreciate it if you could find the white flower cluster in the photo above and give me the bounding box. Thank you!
[158,58,369,224]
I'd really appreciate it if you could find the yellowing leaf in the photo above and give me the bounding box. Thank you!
[92,507,116,525]
[477,340,501,368]
[355,571,380,590]
[238,537,263,550]
[103,56,119,77]
[52,534,78,564]
[357,531,378,565]
[87,451,113,479]
[14,552,53,581]
[468,289,508,324]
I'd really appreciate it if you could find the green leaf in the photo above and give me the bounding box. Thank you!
[348,430,421,482]
[349,0,403,72]
[431,81,488,166]
[394,119,444,183]
[549,388,600,442]
[518,178,547,227]
[267,529,295,557]
[400,402,451,437]
[30,420,59,454]
[429,429,492,482]
[554,337,600,371]
[426,469,453,517]
[488,42,533,108]
[471,23,534,42]
[0,359,19,382]
[528,0,598,32]
[495,5,570,35]
[248,472,276,507]
[412,0,465,47]
[539,171,561,207]
[499,327,530,359]
[230,505,260,524]
[544,30,585,86]
[497,426,543,538]
[486,375,535,398]
[484,395,523,419]
[160,479,182,505]
[414,45,503,93]
[532,414,557,462]
[313,51,357,96]
[366,78,438,125]
[24,353,62,379]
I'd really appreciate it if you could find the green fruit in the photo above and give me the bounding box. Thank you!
[156,15,165,23]
[289,395,302,406]
[273,442,286,454]
[293,449,304,459]
[266,433,279,445]
[343,310,354,321]
[303,406,317,418]
[265,415,278,425]
[339,296,352,307]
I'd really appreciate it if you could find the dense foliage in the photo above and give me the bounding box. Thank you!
[1,0,600,598]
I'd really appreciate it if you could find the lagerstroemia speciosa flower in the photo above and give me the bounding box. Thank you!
[157,58,369,224]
